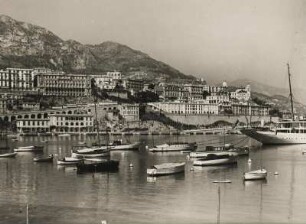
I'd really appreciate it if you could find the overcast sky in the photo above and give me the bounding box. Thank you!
[1,0,306,90]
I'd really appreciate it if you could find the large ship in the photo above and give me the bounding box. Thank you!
[241,64,306,145]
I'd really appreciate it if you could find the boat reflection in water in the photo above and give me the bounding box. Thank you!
[76,158,119,174]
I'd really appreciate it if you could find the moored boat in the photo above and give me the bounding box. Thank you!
[76,159,119,173]
[193,154,237,166]
[147,162,185,176]
[14,145,44,152]
[33,154,53,162]
[149,142,197,152]
[241,65,306,145]
[0,152,17,158]
[109,140,140,151]
[189,151,238,158]
[243,169,267,181]
[57,158,82,165]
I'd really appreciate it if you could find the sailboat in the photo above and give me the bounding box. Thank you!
[76,92,119,173]
[242,64,306,144]
[72,99,111,158]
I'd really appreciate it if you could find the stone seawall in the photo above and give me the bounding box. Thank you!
[165,113,279,126]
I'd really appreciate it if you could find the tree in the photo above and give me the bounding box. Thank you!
[202,90,210,99]
[133,91,159,103]
[269,108,281,117]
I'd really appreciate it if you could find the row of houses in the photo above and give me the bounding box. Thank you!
[0,68,146,97]
[0,102,139,134]
[148,100,270,116]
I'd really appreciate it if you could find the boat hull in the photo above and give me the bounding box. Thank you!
[33,156,53,162]
[189,151,238,158]
[244,169,267,180]
[71,151,110,158]
[149,143,196,152]
[110,143,140,151]
[241,128,306,145]
[77,160,119,173]
[0,152,17,158]
[14,146,44,152]
[57,159,81,165]
[193,157,237,166]
[147,162,185,176]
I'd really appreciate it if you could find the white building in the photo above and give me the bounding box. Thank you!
[0,68,35,90]
[119,104,139,121]
[148,101,219,115]
[92,71,122,90]
[230,85,251,102]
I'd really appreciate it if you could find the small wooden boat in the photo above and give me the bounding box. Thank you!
[71,151,110,158]
[64,157,83,162]
[72,147,111,158]
[213,180,232,183]
[76,159,119,173]
[243,169,267,181]
[33,154,53,162]
[193,154,237,166]
[0,152,17,158]
[149,142,197,152]
[57,158,82,165]
[14,145,44,152]
[189,151,237,158]
[147,162,185,176]
[109,140,140,151]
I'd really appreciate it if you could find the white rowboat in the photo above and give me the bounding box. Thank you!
[147,162,185,176]
[193,154,237,166]
[14,146,43,152]
[0,152,17,158]
[243,169,267,181]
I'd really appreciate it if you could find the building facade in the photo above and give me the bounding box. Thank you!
[0,68,35,91]
[119,104,139,121]
[36,73,91,97]
[148,101,219,115]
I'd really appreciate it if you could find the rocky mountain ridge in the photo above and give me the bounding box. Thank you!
[0,15,190,80]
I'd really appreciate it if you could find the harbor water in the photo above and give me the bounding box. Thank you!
[0,134,306,224]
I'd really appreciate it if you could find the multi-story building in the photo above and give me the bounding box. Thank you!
[230,85,251,102]
[156,82,208,101]
[0,92,23,114]
[231,103,270,116]
[148,101,219,115]
[106,71,122,80]
[0,68,35,90]
[206,94,230,104]
[15,108,94,134]
[49,109,94,133]
[93,71,122,90]
[16,112,50,133]
[36,73,91,97]
[124,79,144,94]
[119,104,139,121]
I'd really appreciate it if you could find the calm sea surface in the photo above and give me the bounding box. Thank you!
[0,134,306,224]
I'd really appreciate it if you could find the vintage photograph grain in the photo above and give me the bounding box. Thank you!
[0,0,306,223]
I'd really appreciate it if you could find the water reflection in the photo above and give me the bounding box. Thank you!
[0,135,306,223]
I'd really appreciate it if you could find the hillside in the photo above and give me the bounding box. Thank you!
[0,15,191,81]
[252,92,306,114]
[229,79,306,105]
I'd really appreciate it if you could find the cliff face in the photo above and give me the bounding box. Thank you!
[0,15,190,80]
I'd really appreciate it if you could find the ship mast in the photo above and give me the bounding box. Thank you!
[287,63,294,120]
